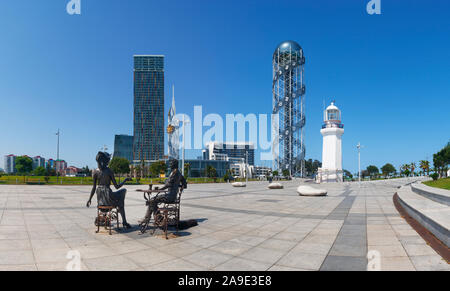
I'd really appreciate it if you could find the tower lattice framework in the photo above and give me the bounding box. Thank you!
[272,41,306,176]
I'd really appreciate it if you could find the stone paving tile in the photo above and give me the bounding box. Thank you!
[380,257,416,271]
[258,238,297,251]
[183,249,232,269]
[144,258,206,271]
[410,255,450,271]
[239,247,285,264]
[277,251,326,270]
[209,241,253,256]
[368,235,400,246]
[268,265,310,271]
[125,248,176,267]
[34,247,72,264]
[0,250,35,265]
[329,243,367,257]
[302,234,337,245]
[106,240,149,254]
[227,235,267,246]
[272,231,309,242]
[329,235,367,257]
[291,242,333,255]
[402,243,438,257]
[84,255,140,271]
[37,261,89,271]
[214,257,272,271]
[0,239,31,251]
[320,256,367,271]
[368,245,408,258]
[398,235,426,245]
[31,238,69,250]
[76,244,119,260]
[0,264,38,271]
[185,236,222,249]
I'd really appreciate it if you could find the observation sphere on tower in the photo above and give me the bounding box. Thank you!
[273,40,304,66]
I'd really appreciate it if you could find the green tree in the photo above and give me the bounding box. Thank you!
[109,157,130,183]
[81,165,91,176]
[206,165,217,178]
[33,166,47,176]
[45,163,56,176]
[419,160,430,176]
[223,169,232,182]
[134,165,142,183]
[184,163,191,177]
[305,159,322,176]
[433,142,450,178]
[343,170,353,180]
[272,170,279,177]
[403,169,411,177]
[400,164,410,177]
[282,169,290,177]
[149,161,167,178]
[361,170,369,179]
[410,162,416,177]
[15,156,33,182]
[366,165,379,178]
[381,163,396,178]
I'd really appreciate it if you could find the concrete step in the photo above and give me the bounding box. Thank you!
[397,185,450,248]
[411,182,450,206]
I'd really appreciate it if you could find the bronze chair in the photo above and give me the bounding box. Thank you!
[152,188,183,239]
[96,206,120,235]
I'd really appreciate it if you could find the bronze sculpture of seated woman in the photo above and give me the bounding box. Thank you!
[86,151,132,229]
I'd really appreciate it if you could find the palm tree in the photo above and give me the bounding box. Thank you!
[419,160,430,176]
[410,162,416,177]
[400,164,410,177]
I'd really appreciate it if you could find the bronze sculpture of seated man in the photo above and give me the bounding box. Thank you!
[139,159,187,232]
[86,151,132,229]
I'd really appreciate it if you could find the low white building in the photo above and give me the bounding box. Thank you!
[204,141,255,165]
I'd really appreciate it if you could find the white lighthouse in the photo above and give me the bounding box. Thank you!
[317,102,344,183]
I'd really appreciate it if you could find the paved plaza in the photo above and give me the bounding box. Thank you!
[0,178,448,271]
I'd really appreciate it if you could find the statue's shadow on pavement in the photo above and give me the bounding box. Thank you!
[120,218,208,239]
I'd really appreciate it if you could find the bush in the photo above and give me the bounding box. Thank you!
[430,173,439,181]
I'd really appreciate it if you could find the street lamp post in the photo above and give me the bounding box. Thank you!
[245,150,248,184]
[56,129,60,184]
[181,115,190,177]
[357,142,362,184]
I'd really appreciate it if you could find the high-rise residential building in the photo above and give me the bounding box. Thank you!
[113,134,134,162]
[4,154,16,174]
[204,142,255,166]
[55,160,67,175]
[32,156,45,169]
[46,159,55,169]
[133,55,165,162]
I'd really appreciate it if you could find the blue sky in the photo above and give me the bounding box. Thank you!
[0,0,449,173]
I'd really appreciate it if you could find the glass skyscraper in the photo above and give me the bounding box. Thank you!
[113,134,133,162]
[133,55,164,162]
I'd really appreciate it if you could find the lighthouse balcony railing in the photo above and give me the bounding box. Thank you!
[322,123,344,129]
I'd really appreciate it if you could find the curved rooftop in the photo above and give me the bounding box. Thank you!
[273,40,304,66]
[275,40,302,53]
